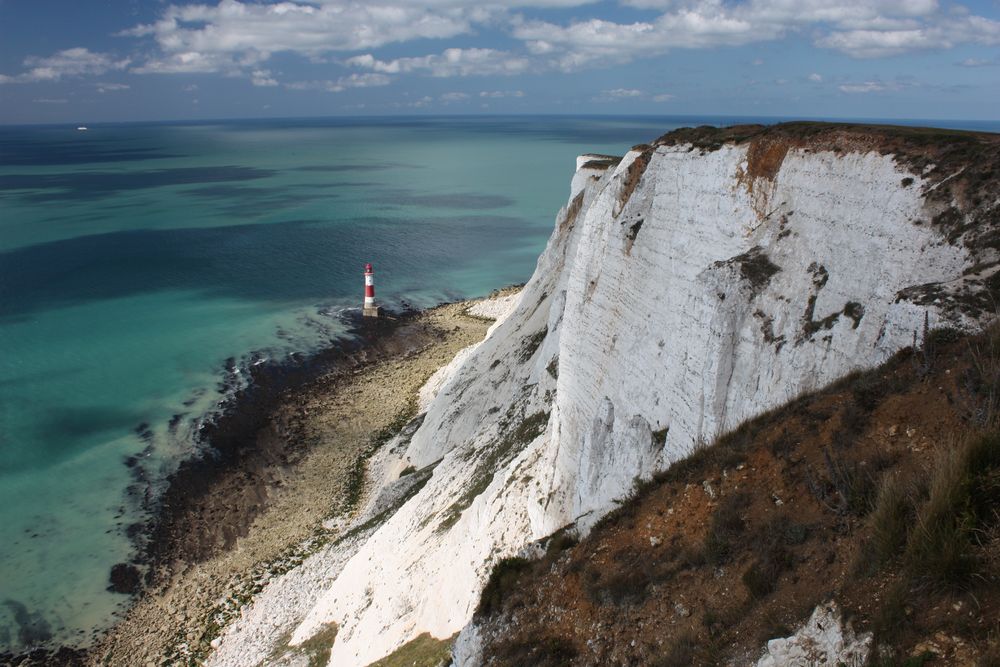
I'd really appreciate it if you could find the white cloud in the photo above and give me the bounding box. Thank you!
[808,72,823,82]
[346,48,530,77]
[251,69,278,87]
[15,0,998,95]
[603,87,644,97]
[121,0,598,79]
[441,91,470,102]
[837,79,907,93]
[286,72,391,92]
[133,50,249,75]
[838,81,883,93]
[511,0,1000,68]
[125,1,470,57]
[96,82,130,93]
[957,56,997,66]
[33,98,69,104]
[595,87,673,102]
[1,48,129,83]
[479,90,525,97]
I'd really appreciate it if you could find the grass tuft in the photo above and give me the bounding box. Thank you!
[704,492,750,565]
[903,433,1000,589]
[863,473,920,573]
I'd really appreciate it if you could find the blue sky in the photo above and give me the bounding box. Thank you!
[1,0,999,124]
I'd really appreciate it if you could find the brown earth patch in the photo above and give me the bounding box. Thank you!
[615,145,654,217]
[474,326,1000,666]
[561,191,585,232]
[744,138,790,182]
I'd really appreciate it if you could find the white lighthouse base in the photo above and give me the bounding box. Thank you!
[363,306,381,318]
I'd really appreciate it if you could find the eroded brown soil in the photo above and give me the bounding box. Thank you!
[475,329,1000,666]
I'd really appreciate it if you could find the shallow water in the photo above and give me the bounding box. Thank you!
[1,114,998,652]
[0,115,686,651]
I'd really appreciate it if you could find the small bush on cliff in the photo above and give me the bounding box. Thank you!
[704,492,750,565]
[582,546,678,606]
[742,515,807,599]
[903,432,1000,589]
[476,557,531,619]
[863,472,921,573]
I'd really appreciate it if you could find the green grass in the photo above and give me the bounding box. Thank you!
[367,632,455,667]
[299,623,340,667]
[863,473,919,573]
[902,432,1000,589]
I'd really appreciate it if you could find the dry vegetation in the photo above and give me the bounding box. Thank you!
[473,323,1000,666]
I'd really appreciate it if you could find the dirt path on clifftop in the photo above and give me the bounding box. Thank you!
[88,301,495,667]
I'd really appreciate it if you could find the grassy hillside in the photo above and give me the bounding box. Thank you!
[473,324,1000,666]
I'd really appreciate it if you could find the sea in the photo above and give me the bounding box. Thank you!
[1,114,998,653]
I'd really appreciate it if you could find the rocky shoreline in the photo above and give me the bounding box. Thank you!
[0,293,514,667]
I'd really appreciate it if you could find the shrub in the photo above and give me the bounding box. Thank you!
[806,449,877,516]
[704,492,750,565]
[863,472,920,573]
[835,401,871,448]
[476,557,531,619]
[582,546,677,606]
[904,433,1000,589]
[979,630,1000,667]
[742,515,804,600]
[871,581,911,646]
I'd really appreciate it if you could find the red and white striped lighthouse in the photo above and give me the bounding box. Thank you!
[363,262,380,317]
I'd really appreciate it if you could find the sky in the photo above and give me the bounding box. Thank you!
[1,0,999,124]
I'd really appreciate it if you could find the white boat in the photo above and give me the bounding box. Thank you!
[76,126,88,131]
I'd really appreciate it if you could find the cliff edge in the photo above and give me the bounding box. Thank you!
[207,123,1000,666]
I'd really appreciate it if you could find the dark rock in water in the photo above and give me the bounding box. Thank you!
[125,522,145,540]
[107,563,141,594]
[0,645,87,666]
[133,422,154,443]
[168,413,185,432]
[2,600,52,648]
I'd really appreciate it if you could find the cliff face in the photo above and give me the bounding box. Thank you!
[207,124,1000,666]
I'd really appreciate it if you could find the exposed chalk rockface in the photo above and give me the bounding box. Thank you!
[756,602,872,667]
[207,123,1000,666]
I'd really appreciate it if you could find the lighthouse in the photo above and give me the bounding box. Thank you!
[363,262,380,318]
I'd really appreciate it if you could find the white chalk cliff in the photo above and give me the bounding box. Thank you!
[208,125,997,667]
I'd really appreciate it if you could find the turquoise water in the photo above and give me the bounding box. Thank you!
[2,115,999,652]
[0,115,696,651]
